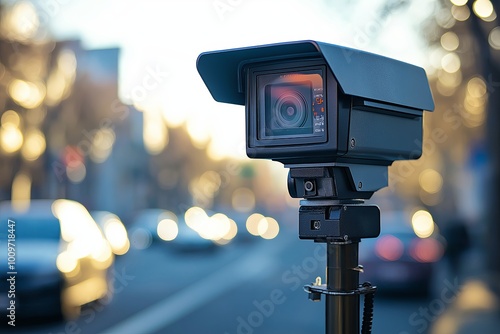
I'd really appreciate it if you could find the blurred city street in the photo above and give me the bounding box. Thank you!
[6,223,452,334]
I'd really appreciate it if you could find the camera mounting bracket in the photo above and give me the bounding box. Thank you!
[288,166,380,334]
[298,203,380,241]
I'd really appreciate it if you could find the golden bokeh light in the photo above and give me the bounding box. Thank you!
[12,172,31,204]
[21,128,46,161]
[157,219,179,241]
[430,47,447,69]
[206,213,231,240]
[189,171,222,207]
[463,110,486,127]
[206,144,226,161]
[103,217,130,255]
[90,128,116,163]
[411,210,435,238]
[467,76,487,98]
[463,76,487,127]
[436,8,456,29]
[185,206,209,231]
[246,213,265,236]
[451,4,471,21]
[441,53,461,73]
[2,1,39,41]
[66,161,86,183]
[419,169,443,194]
[58,49,78,76]
[62,277,107,309]
[90,239,113,269]
[1,110,21,127]
[8,79,46,109]
[489,26,500,50]
[441,31,460,51]
[199,171,222,192]
[481,8,497,22]
[450,0,468,5]
[143,110,168,155]
[46,71,66,106]
[258,217,280,240]
[455,280,498,311]
[52,199,107,255]
[222,219,238,241]
[45,49,77,105]
[56,251,80,275]
[473,0,494,19]
[464,95,486,114]
[1,123,23,153]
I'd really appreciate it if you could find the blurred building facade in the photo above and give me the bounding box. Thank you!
[0,2,265,224]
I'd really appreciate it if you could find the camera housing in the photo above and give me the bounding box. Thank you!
[197,40,434,167]
[197,42,435,325]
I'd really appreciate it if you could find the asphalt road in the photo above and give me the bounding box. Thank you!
[8,225,444,334]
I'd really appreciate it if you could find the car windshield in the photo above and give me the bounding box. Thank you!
[1,216,61,241]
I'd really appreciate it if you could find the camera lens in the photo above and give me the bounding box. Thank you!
[274,91,307,128]
[261,77,319,139]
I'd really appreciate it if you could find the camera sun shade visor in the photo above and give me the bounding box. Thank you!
[196,40,434,112]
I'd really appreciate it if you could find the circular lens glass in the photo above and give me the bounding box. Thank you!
[274,91,307,128]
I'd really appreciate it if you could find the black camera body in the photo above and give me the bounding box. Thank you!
[197,41,436,327]
[197,40,434,167]
[197,40,434,198]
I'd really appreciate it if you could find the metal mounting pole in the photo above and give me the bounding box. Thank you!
[325,241,360,334]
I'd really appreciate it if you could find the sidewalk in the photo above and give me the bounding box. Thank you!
[430,278,500,334]
[430,247,500,334]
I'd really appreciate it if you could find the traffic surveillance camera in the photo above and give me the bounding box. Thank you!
[197,40,436,332]
[197,40,434,197]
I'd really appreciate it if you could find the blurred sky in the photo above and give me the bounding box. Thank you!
[28,0,437,159]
